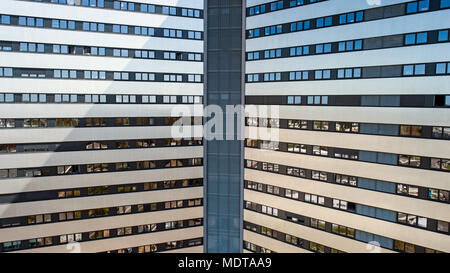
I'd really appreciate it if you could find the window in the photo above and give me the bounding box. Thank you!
[437,221,449,233]
[397,184,419,197]
[403,64,426,76]
[431,158,450,171]
[438,30,449,42]
[1,15,10,25]
[400,125,422,137]
[398,155,421,167]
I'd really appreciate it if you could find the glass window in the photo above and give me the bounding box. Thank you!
[416,32,427,44]
[415,64,425,75]
[418,0,429,11]
[407,2,418,13]
[316,18,324,28]
[405,34,416,45]
[436,63,447,74]
[442,0,450,8]
[403,65,414,76]
[1,15,11,25]
[438,30,449,41]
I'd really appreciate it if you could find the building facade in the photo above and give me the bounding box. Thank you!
[0,0,449,254]
[244,0,450,253]
[0,0,204,253]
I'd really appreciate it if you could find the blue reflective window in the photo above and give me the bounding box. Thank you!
[37,44,44,53]
[19,17,26,26]
[20,43,27,52]
[316,44,323,54]
[53,44,60,53]
[356,11,364,21]
[344,69,352,78]
[416,32,427,43]
[339,14,346,24]
[91,22,97,31]
[403,65,414,75]
[27,17,35,26]
[324,16,332,26]
[346,41,353,50]
[28,43,36,52]
[415,64,425,75]
[1,15,11,24]
[324,43,331,53]
[270,2,276,11]
[438,30,449,41]
[407,2,418,13]
[304,21,310,29]
[290,23,296,31]
[290,48,295,56]
[355,40,363,50]
[316,18,324,28]
[436,63,447,74]
[289,73,295,81]
[418,0,429,11]
[338,42,345,51]
[303,46,309,55]
[112,25,120,33]
[278,1,283,9]
[442,0,450,8]
[141,4,148,12]
[405,34,416,45]
[276,25,282,33]
[315,70,323,79]
[347,13,355,23]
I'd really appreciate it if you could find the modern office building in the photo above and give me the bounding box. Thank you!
[244,0,450,253]
[1,0,449,254]
[0,0,204,253]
